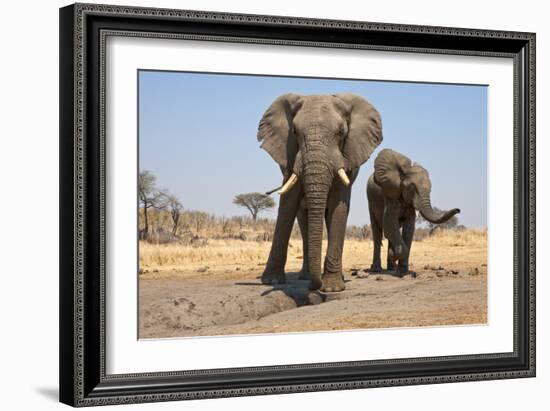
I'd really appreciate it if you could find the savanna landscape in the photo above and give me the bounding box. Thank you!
[138,186,487,338]
[138,73,488,340]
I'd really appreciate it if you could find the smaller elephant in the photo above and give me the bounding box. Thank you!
[366,149,460,276]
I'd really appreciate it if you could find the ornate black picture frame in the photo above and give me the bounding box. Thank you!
[59,3,535,407]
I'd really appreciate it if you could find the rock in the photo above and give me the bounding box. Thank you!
[424,264,444,270]
[468,267,480,276]
[307,292,326,305]
[375,276,383,281]
[357,272,370,279]
[447,269,459,275]
[149,228,183,244]
[196,266,209,273]
[236,267,240,271]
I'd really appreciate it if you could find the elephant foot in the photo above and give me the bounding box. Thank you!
[369,262,382,273]
[298,268,311,280]
[320,273,345,293]
[395,264,409,278]
[261,270,286,285]
[387,261,397,271]
[308,275,323,291]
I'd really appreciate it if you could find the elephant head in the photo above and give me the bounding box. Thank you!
[258,93,382,289]
[373,148,460,224]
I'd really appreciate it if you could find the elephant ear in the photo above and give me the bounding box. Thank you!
[257,93,303,170]
[334,93,383,170]
[373,149,412,200]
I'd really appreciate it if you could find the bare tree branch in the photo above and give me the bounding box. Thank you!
[138,170,166,240]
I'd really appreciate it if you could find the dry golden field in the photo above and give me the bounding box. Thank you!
[139,229,486,279]
[139,230,487,338]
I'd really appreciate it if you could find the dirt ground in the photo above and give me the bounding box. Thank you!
[139,230,487,338]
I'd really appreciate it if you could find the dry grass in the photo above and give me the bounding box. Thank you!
[139,229,487,280]
[423,228,487,245]
[140,239,273,271]
[408,229,487,273]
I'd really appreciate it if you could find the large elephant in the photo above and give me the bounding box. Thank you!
[367,149,460,275]
[258,93,383,292]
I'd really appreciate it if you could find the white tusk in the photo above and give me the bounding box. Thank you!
[337,168,350,186]
[278,173,298,195]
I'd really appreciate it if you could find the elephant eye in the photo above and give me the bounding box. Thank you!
[338,122,347,137]
[342,120,349,132]
[402,179,413,190]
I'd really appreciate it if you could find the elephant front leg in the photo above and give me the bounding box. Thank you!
[386,240,397,272]
[397,210,416,276]
[383,199,409,272]
[321,184,350,292]
[369,205,383,273]
[296,207,310,280]
[261,182,301,285]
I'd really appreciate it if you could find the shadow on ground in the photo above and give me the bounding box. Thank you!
[235,272,329,306]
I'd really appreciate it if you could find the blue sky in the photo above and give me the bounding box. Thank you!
[139,70,487,228]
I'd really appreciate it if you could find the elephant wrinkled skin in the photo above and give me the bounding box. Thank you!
[367,149,461,276]
[258,94,383,292]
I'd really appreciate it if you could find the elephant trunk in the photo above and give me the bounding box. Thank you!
[414,192,460,224]
[303,143,333,290]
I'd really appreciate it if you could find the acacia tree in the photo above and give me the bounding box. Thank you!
[416,206,459,235]
[138,170,165,240]
[233,192,276,222]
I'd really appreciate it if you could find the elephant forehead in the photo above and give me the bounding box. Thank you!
[299,95,338,113]
[301,94,332,104]
[409,166,431,188]
[295,101,342,129]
